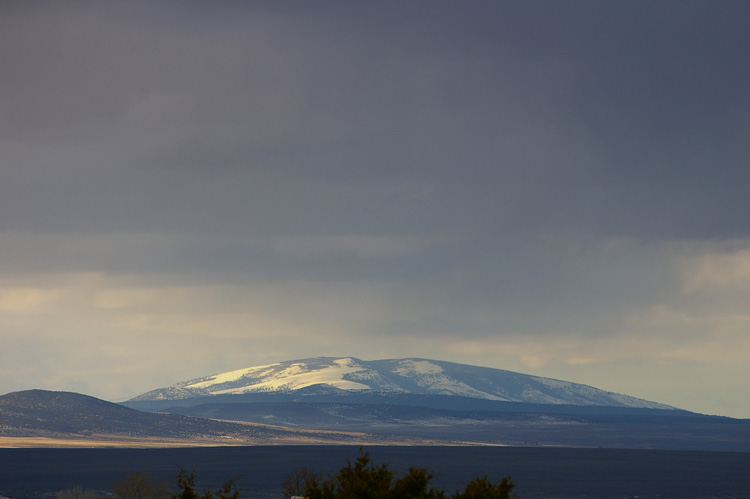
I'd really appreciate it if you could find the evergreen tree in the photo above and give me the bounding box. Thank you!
[113,471,171,499]
[173,468,201,499]
[305,450,393,499]
[294,448,512,499]
[280,467,321,499]
[215,477,241,499]
[452,475,514,499]
[390,467,445,499]
[172,468,239,499]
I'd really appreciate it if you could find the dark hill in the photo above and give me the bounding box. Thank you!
[1,389,162,435]
[0,390,385,444]
[0,389,249,439]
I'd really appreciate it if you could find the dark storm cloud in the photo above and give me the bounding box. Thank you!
[2,1,748,241]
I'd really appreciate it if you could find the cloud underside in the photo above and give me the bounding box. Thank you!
[1,1,749,417]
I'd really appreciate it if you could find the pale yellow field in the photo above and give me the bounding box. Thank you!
[0,432,470,448]
[0,417,479,448]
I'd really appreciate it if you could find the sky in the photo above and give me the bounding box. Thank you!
[1,1,749,418]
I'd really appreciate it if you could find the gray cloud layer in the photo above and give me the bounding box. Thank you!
[1,1,749,416]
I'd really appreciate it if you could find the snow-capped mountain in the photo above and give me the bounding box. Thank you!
[130,357,674,410]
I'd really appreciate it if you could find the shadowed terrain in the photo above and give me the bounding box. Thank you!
[3,388,749,451]
[0,390,427,446]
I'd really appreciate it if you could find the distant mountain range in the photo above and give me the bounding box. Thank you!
[3,358,750,451]
[129,357,674,409]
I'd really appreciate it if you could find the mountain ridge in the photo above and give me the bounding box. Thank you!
[130,356,675,410]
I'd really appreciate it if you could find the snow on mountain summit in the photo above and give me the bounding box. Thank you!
[184,358,371,394]
[130,357,676,410]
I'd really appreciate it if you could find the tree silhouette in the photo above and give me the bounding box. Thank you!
[390,467,445,499]
[112,471,171,499]
[173,468,201,499]
[453,475,514,499]
[281,467,321,498]
[292,448,513,499]
[173,468,239,499]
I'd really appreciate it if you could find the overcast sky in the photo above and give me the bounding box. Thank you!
[2,1,749,417]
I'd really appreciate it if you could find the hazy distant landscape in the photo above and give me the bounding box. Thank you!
[2,358,749,453]
[3,357,748,497]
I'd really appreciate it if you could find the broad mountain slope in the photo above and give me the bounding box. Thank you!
[123,359,750,451]
[162,400,750,452]
[130,357,674,410]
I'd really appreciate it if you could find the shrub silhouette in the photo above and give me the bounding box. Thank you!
[112,471,171,499]
[173,467,240,499]
[453,475,515,499]
[288,448,514,499]
[281,467,321,498]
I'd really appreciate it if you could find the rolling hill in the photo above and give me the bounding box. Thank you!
[0,389,412,446]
